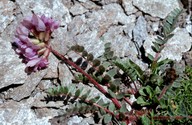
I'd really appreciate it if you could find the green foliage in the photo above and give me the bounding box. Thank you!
[47,8,191,125]
[114,59,144,83]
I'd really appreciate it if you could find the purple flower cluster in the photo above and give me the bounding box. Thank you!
[13,14,59,72]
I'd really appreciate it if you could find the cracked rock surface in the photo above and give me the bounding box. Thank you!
[0,0,191,125]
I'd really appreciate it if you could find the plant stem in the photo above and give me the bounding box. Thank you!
[51,48,121,109]
[153,116,192,120]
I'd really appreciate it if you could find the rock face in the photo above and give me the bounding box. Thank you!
[122,0,138,15]
[0,0,191,125]
[0,1,16,33]
[133,0,182,18]
[0,101,51,125]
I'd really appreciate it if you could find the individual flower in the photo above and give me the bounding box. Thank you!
[12,14,59,73]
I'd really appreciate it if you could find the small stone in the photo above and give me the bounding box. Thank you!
[0,1,16,33]
[0,28,28,89]
[69,3,88,16]
[0,101,51,125]
[133,0,182,18]
[78,0,87,3]
[16,0,72,26]
[58,63,74,86]
[43,53,59,79]
[67,116,83,125]
[38,80,53,90]
[122,0,138,15]
[81,1,101,10]
[9,69,47,101]
[80,117,95,125]
[133,16,148,48]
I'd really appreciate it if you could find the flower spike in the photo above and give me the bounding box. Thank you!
[12,13,59,73]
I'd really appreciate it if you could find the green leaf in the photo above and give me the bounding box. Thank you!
[151,45,159,53]
[147,53,154,61]
[93,59,101,67]
[116,93,124,100]
[108,89,116,98]
[121,122,126,125]
[108,102,116,112]
[82,50,88,57]
[107,68,117,77]
[75,89,81,97]
[103,114,112,124]
[157,58,172,67]
[120,103,128,113]
[89,96,100,103]
[102,62,111,68]
[155,86,161,94]
[139,87,147,96]
[141,115,151,125]
[104,42,111,48]
[137,96,149,106]
[109,82,118,92]
[87,53,94,61]
[60,86,68,94]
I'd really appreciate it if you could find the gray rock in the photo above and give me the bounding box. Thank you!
[122,0,138,15]
[78,0,87,2]
[0,101,51,125]
[38,80,53,91]
[67,115,83,125]
[0,37,28,89]
[16,0,72,26]
[144,28,192,61]
[133,16,148,48]
[80,1,101,10]
[44,53,59,79]
[133,0,182,18]
[80,117,95,125]
[0,1,16,33]
[186,15,192,35]
[58,63,74,86]
[69,3,88,16]
[9,69,47,101]
[0,15,28,89]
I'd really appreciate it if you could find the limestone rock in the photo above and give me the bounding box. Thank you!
[9,69,47,101]
[122,0,138,15]
[16,0,72,26]
[69,2,88,16]
[58,63,74,86]
[0,37,28,89]
[133,16,148,48]
[0,1,16,33]
[0,101,51,125]
[133,0,182,18]
[44,53,59,79]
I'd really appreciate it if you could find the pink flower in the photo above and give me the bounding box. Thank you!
[12,14,59,73]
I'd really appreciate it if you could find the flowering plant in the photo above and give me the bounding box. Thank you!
[12,10,192,125]
[12,14,59,72]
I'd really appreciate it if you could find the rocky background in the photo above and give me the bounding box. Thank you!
[0,0,191,125]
